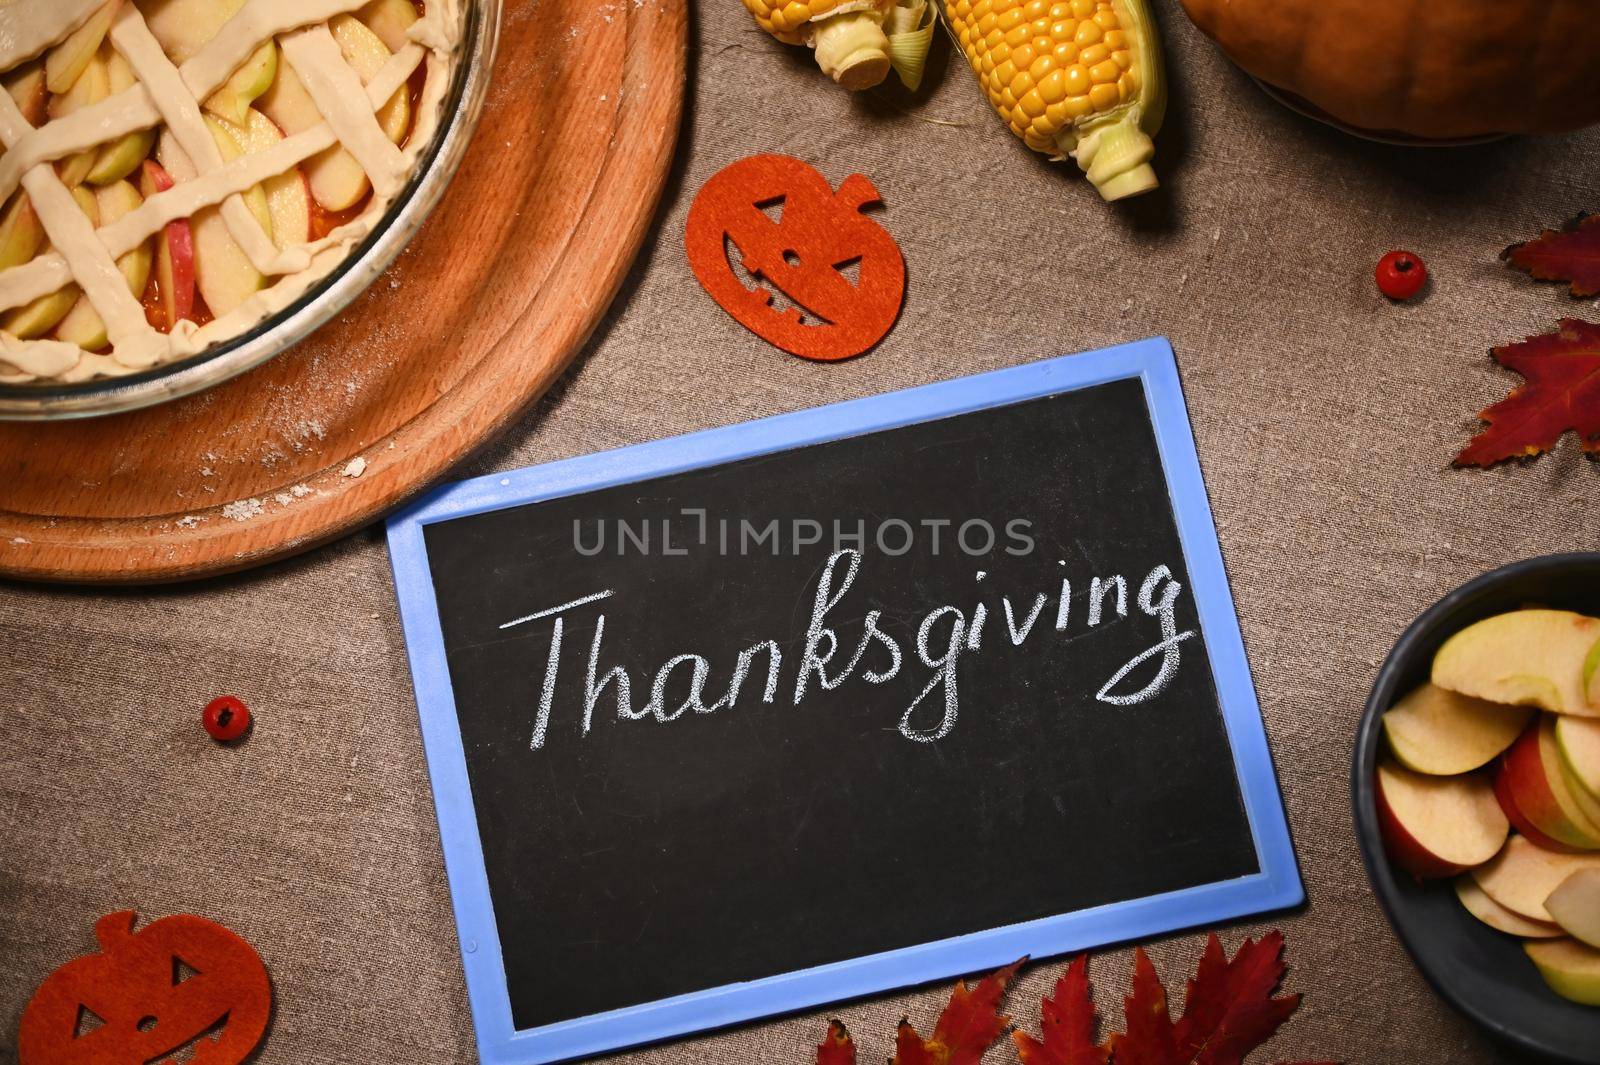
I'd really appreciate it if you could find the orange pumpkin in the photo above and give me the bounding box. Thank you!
[1177,0,1600,140]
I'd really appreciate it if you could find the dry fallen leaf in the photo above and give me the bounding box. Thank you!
[817,934,1332,1065]
[893,960,1023,1065]
[1012,956,1109,1065]
[1455,318,1600,467]
[1502,214,1600,297]
[817,1019,856,1065]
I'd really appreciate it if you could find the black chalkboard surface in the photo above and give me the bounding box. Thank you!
[391,344,1300,1062]
[421,375,1259,1032]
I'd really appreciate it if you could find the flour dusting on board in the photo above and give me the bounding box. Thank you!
[222,499,265,522]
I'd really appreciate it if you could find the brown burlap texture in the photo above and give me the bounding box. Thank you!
[4,1,1597,1060]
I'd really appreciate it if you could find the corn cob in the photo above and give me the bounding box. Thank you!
[743,0,936,91]
[945,0,1165,200]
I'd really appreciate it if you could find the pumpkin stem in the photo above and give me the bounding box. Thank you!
[94,910,137,950]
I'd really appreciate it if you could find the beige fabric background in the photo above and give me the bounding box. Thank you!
[4,0,1598,1060]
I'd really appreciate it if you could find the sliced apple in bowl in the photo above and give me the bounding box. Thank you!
[1473,835,1600,922]
[1376,760,1508,878]
[1497,717,1600,850]
[1525,938,1600,1006]
[1455,876,1565,938]
[1433,609,1600,717]
[1384,683,1531,775]
[1494,767,1581,854]
[1546,868,1600,949]
[1558,715,1600,808]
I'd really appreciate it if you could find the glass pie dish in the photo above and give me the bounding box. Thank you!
[0,0,496,420]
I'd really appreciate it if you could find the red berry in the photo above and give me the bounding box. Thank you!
[203,695,252,743]
[1376,249,1428,300]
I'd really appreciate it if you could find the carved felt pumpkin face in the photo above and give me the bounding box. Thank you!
[685,154,906,362]
[18,910,271,1065]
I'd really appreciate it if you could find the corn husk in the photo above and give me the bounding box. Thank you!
[885,0,934,91]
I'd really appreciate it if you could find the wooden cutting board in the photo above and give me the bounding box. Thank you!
[0,0,686,584]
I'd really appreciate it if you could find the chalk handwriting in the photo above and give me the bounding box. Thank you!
[509,550,1196,750]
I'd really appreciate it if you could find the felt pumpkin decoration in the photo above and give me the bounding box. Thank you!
[1176,0,1600,140]
[18,910,271,1065]
[686,154,905,361]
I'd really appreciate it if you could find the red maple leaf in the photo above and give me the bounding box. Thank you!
[816,935,1330,1065]
[892,959,1023,1065]
[1012,955,1109,1065]
[1172,933,1302,1065]
[1455,318,1600,467]
[1502,214,1600,297]
[818,1019,856,1065]
[1011,934,1332,1065]
[1107,949,1179,1065]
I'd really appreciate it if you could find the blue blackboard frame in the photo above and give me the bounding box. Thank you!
[387,337,1303,1065]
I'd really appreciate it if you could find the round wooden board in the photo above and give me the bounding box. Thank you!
[0,0,687,584]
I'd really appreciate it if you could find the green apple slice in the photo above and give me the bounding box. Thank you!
[55,180,150,350]
[169,118,270,318]
[140,0,246,64]
[1498,716,1600,849]
[1525,938,1600,1006]
[1455,876,1565,938]
[1558,715,1600,807]
[0,192,45,270]
[48,49,111,188]
[1384,683,1531,775]
[44,0,121,94]
[204,41,277,126]
[1546,868,1600,948]
[257,54,368,211]
[330,14,410,144]
[359,0,420,53]
[1434,609,1600,717]
[3,188,97,338]
[5,61,48,126]
[220,109,311,248]
[88,51,156,186]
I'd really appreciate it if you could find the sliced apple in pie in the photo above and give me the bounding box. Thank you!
[0,0,460,382]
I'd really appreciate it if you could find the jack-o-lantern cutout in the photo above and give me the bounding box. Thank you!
[686,154,906,361]
[18,910,271,1065]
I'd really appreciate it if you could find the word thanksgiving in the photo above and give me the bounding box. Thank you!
[505,549,1195,751]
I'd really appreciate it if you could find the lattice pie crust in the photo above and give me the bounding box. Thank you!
[0,0,461,384]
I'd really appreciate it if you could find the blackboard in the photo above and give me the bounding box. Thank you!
[389,340,1301,1065]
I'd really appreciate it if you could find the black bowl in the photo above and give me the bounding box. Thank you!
[1353,553,1600,1064]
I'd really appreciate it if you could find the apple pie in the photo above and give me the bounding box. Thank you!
[0,0,463,384]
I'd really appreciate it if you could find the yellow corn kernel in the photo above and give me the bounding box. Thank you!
[945,0,1165,199]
